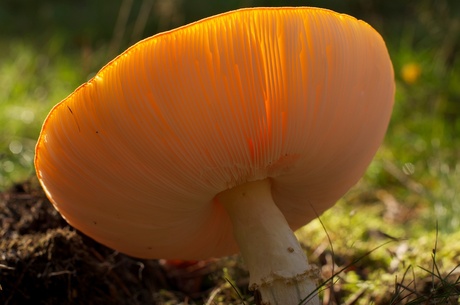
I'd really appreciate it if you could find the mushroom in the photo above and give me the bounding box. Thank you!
[34,7,394,305]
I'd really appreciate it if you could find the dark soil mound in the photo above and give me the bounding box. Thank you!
[0,180,247,305]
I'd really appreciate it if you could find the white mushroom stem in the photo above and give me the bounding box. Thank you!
[217,179,320,305]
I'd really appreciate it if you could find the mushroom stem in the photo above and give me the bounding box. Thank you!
[217,179,320,305]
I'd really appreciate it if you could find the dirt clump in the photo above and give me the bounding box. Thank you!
[0,179,238,305]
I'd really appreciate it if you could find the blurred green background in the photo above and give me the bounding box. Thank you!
[1,0,459,232]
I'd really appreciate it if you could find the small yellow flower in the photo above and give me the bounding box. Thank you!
[401,62,422,84]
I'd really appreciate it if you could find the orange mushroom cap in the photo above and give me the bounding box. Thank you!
[35,7,394,259]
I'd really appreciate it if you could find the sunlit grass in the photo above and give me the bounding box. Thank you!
[0,31,117,189]
[0,41,86,189]
[296,194,460,304]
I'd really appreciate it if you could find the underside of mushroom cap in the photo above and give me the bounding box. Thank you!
[35,7,394,259]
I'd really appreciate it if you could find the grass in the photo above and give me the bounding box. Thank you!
[1,0,459,303]
[0,41,83,187]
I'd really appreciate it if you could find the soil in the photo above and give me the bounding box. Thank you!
[2,179,459,304]
[0,179,249,305]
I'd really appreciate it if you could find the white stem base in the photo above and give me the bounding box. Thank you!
[217,179,320,305]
